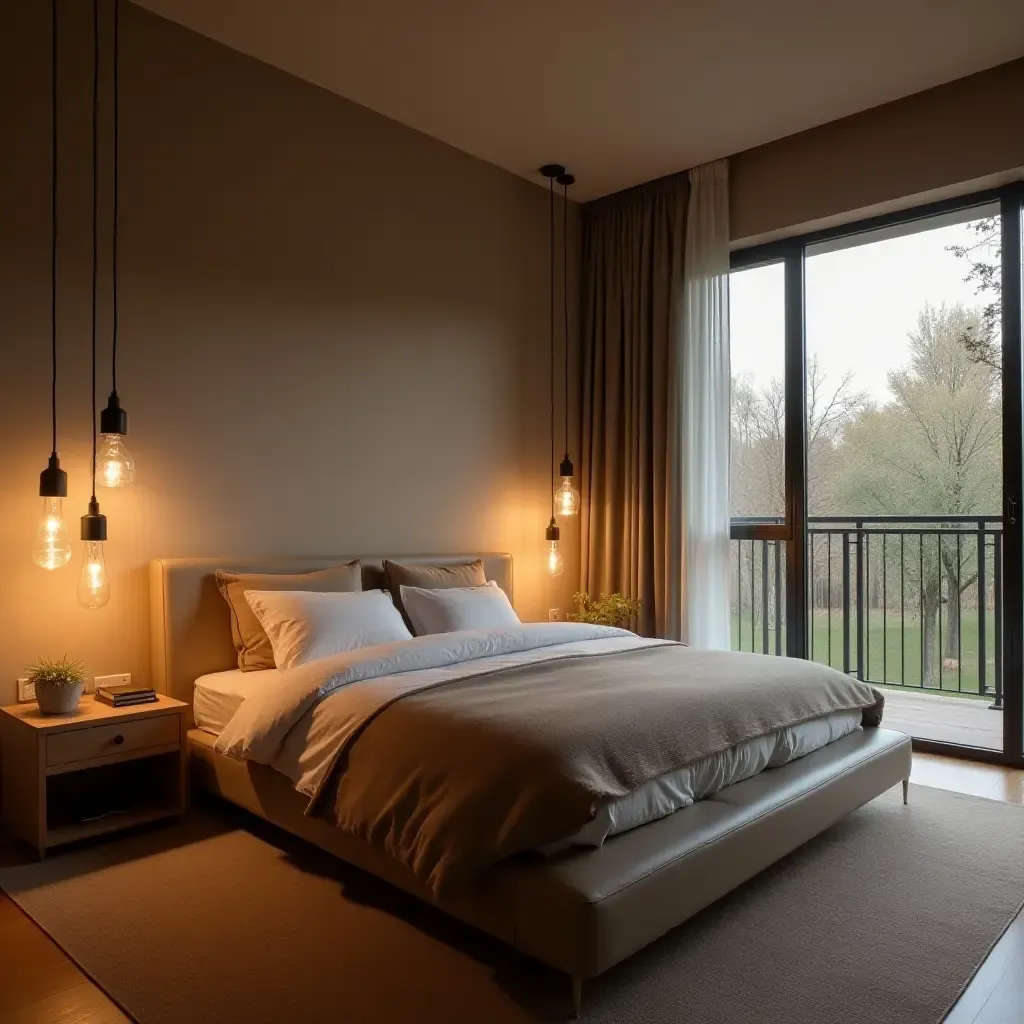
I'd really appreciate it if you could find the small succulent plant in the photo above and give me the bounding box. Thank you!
[27,655,87,688]
[567,592,642,629]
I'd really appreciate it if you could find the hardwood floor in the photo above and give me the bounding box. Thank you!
[0,753,1021,1023]
[913,754,1024,1024]
[0,895,128,1023]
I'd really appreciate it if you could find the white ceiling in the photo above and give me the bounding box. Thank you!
[134,0,1024,201]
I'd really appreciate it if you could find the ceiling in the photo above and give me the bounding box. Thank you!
[134,0,1024,201]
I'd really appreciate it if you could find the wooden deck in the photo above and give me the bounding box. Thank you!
[881,687,1003,749]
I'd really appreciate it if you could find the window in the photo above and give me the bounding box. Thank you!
[729,261,785,520]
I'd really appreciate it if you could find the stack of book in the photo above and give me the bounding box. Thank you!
[96,684,158,708]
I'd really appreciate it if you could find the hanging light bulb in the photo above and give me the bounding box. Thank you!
[78,500,109,608]
[32,494,72,570]
[545,518,564,576]
[99,3,134,488]
[78,6,110,611]
[555,454,580,517]
[546,540,565,577]
[97,397,134,487]
[34,456,71,570]
[554,172,579,518]
[34,5,71,571]
[78,541,110,609]
[541,164,568,578]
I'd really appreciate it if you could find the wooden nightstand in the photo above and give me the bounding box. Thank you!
[0,694,187,857]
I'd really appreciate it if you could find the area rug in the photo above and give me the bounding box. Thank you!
[1,784,1022,1023]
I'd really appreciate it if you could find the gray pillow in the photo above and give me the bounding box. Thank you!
[383,559,486,625]
[216,561,362,671]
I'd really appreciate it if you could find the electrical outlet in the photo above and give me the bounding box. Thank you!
[17,677,35,703]
[93,672,131,694]
[548,608,562,621]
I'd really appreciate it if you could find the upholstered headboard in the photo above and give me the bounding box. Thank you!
[149,553,513,705]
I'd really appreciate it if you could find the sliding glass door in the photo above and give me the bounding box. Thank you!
[730,184,1024,766]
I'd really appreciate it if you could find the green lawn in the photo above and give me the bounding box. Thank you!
[731,608,999,698]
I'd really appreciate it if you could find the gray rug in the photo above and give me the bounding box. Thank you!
[2,785,1023,1024]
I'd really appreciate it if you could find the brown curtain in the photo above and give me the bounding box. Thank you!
[579,173,689,637]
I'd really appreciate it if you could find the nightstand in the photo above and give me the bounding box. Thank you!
[0,694,187,857]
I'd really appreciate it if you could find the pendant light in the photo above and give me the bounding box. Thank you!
[540,164,565,576]
[97,0,133,488]
[33,0,72,572]
[79,0,109,610]
[554,171,580,517]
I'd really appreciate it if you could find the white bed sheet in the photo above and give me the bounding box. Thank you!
[196,658,864,851]
[194,668,280,734]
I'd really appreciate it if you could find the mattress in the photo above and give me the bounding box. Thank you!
[194,668,279,734]
[195,665,863,850]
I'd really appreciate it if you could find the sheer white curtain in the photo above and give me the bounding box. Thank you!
[669,160,731,647]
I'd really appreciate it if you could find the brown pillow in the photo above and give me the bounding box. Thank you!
[383,559,487,625]
[216,561,362,671]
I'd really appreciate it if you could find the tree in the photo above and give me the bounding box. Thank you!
[837,303,1000,683]
[730,356,864,518]
[730,359,864,643]
[947,217,1001,373]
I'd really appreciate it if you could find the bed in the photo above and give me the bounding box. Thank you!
[150,552,912,1017]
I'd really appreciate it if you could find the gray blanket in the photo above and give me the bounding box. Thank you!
[311,643,884,894]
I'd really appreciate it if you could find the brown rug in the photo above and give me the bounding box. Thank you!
[1,784,1023,1024]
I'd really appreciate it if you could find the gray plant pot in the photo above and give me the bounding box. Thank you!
[35,679,85,715]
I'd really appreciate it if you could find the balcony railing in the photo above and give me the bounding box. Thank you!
[730,516,1003,708]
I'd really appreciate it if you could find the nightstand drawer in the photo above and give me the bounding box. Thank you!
[46,714,180,768]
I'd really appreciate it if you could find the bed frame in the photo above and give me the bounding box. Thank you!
[150,553,912,1018]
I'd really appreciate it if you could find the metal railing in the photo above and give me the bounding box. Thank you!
[730,516,1003,707]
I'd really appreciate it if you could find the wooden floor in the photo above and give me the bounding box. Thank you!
[0,895,128,1022]
[915,755,1024,1024]
[883,688,1004,749]
[0,755,1021,1023]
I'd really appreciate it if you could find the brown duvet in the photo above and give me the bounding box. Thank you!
[309,644,884,895]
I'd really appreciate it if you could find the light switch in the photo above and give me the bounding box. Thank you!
[92,672,131,694]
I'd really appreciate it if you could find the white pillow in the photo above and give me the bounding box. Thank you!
[243,589,412,669]
[399,581,520,636]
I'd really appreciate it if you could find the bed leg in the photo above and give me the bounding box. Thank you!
[902,778,909,805]
[571,976,583,1019]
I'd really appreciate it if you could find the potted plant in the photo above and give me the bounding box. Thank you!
[27,656,87,715]
[567,592,642,629]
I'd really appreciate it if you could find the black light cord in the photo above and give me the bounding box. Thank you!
[90,0,98,501]
[50,0,58,457]
[111,0,118,396]
[548,175,555,517]
[562,178,569,457]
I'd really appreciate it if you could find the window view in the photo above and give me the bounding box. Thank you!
[729,205,1006,751]
[730,261,786,520]
[805,208,1002,749]
[730,262,787,654]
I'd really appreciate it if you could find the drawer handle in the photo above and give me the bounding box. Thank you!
[113,734,125,745]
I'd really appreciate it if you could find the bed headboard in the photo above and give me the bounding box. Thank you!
[149,553,513,705]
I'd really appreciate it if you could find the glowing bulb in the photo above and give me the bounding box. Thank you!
[97,433,135,487]
[31,497,72,570]
[555,477,580,517]
[77,540,110,609]
[546,540,564,577]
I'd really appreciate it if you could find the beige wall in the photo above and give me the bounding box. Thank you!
[0,2,581,706]
[730,58,1024,243]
